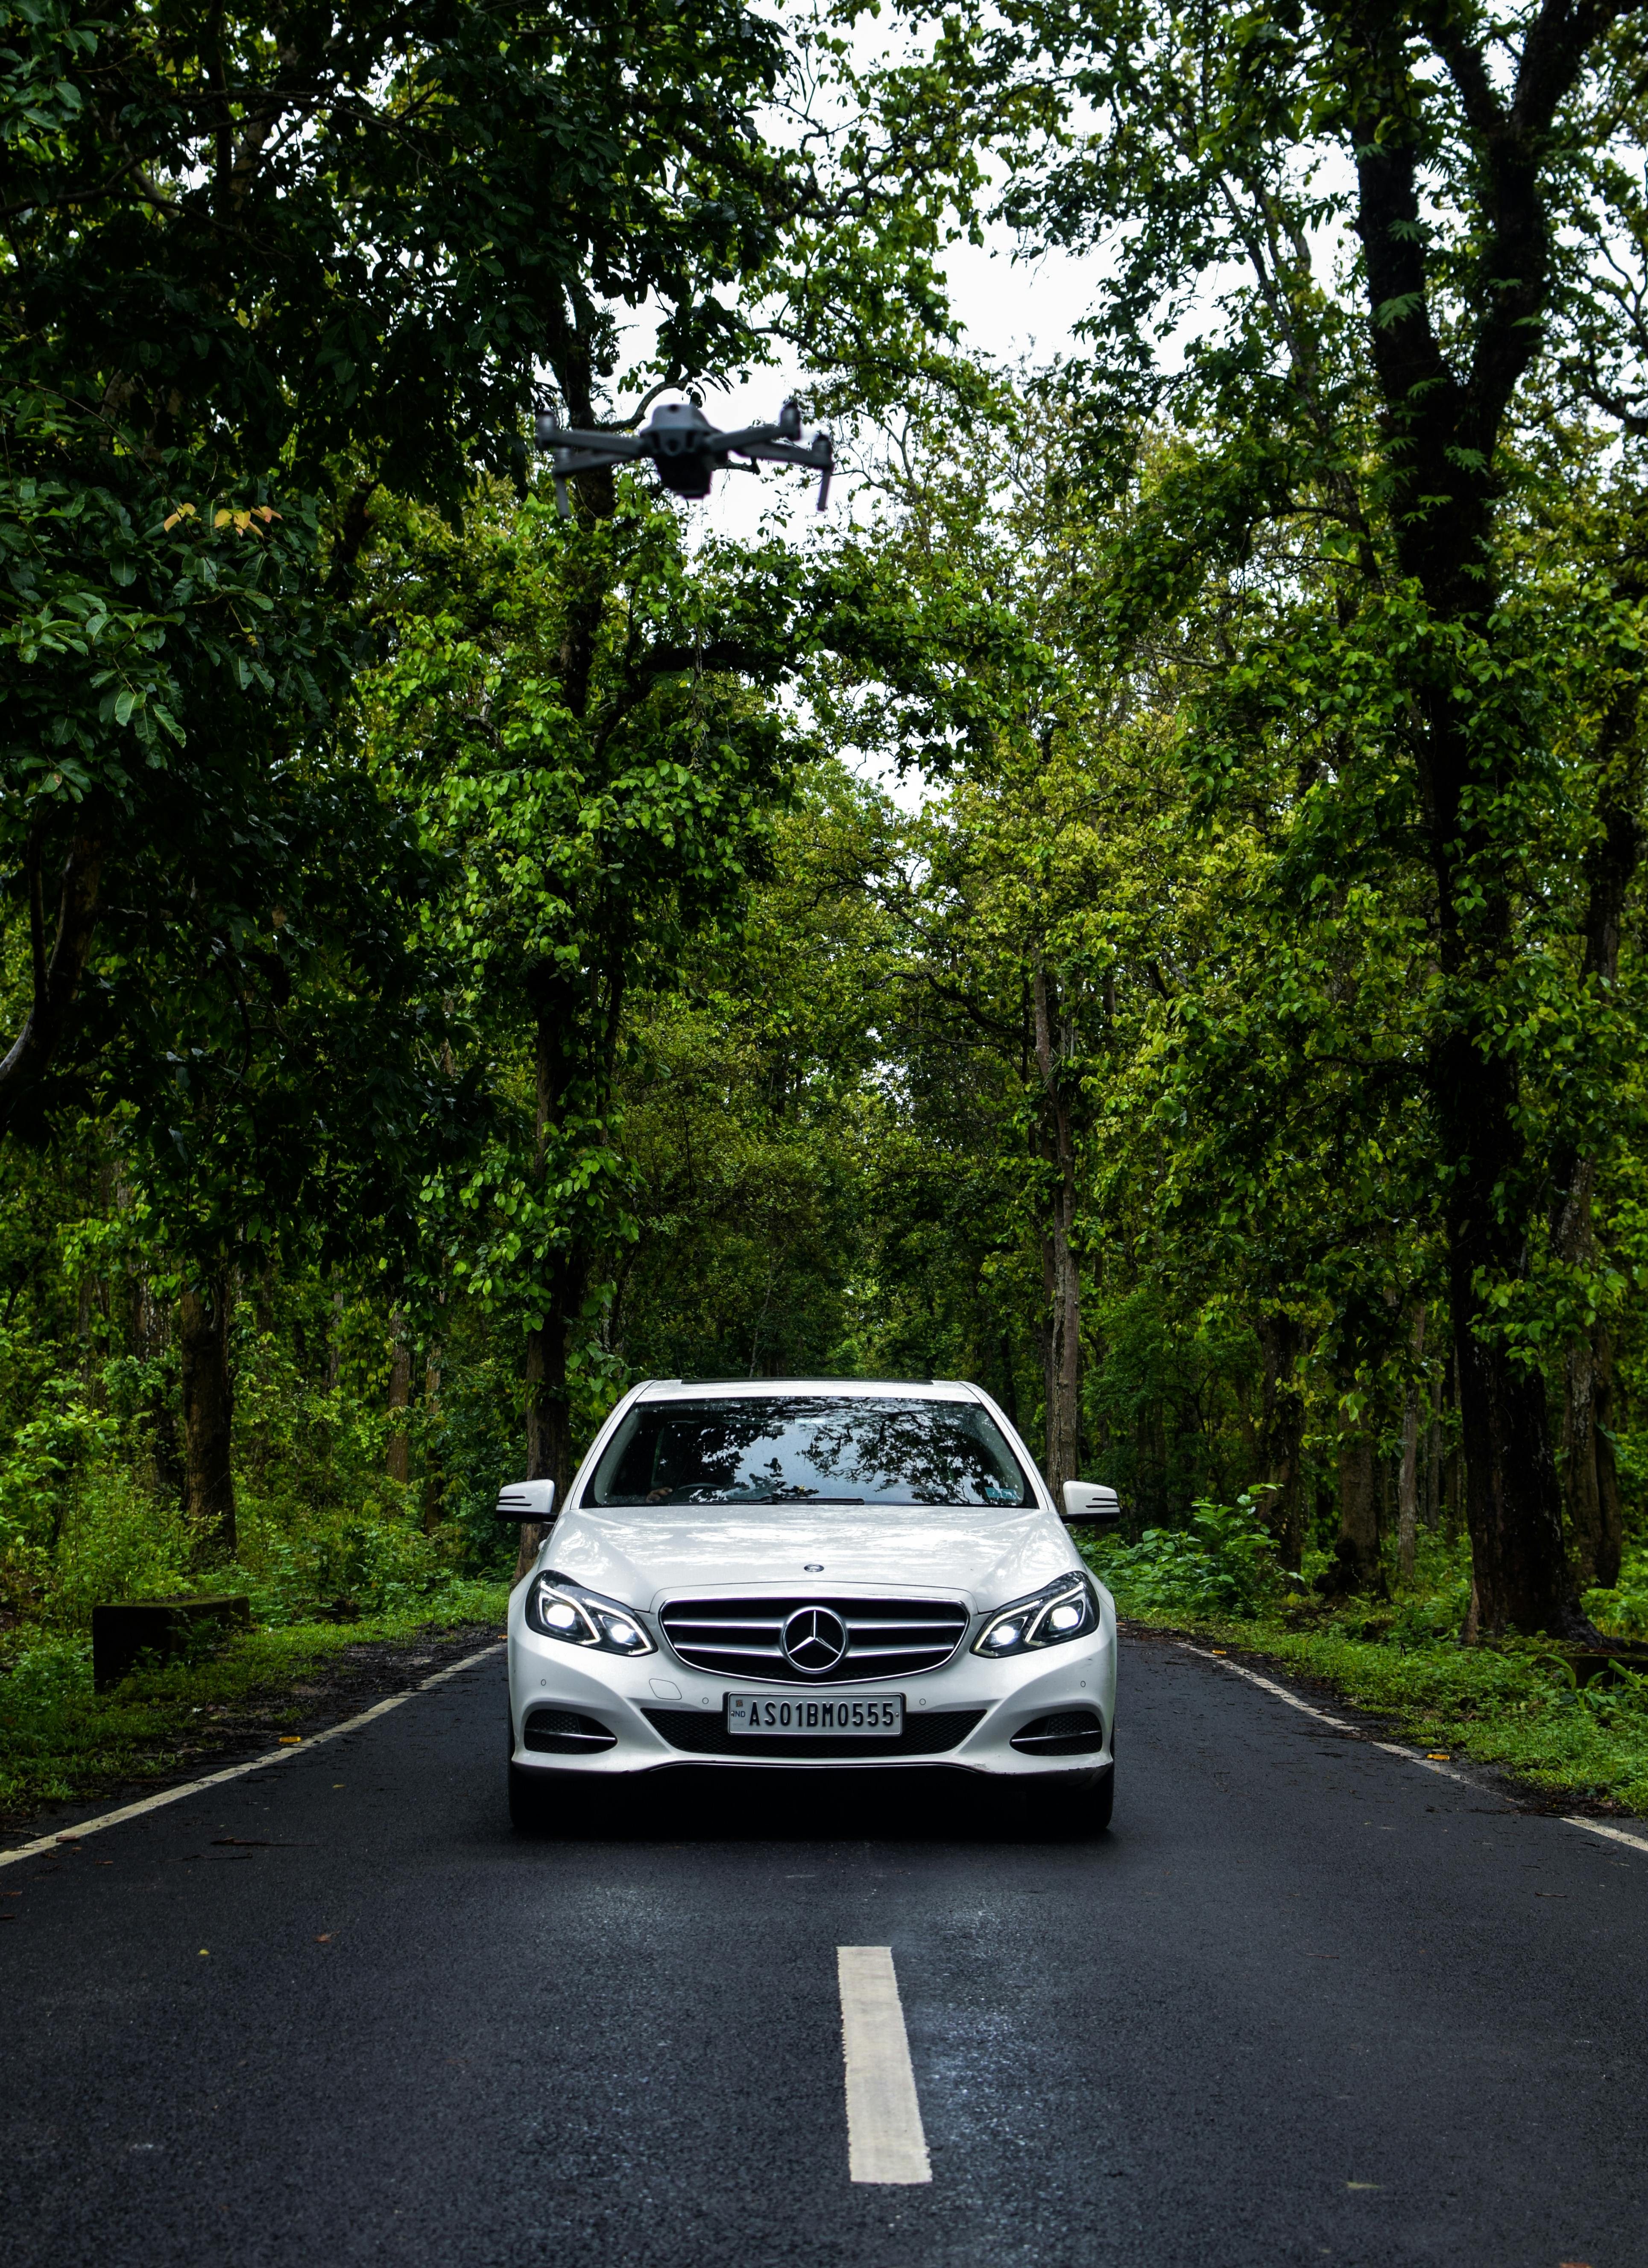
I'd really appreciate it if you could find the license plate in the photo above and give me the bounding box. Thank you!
[726,1693,904,1736]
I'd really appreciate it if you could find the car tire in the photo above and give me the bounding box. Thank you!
[1088,1762,1115,1833]
[508,1759,553,1832]
[1024,1762,1114,1840]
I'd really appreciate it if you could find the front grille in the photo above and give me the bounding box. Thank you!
[659,1595,969,1684]
[1010,1709,1105,1756]
[642,1707,986,1758]
[523,1707,616,1754]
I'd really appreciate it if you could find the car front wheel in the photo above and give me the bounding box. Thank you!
[1024,1761,1113,1839]
[508,1759,552,1833]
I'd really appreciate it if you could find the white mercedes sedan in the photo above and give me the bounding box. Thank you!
[499,1377,1119,1833]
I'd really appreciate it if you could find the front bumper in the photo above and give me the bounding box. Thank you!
[506,1580,1117,1780]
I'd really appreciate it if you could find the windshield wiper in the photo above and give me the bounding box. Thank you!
[744,1493,864,1504]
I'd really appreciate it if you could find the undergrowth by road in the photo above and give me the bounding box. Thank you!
[1086,1504,1648,1816]
[0,1581,510,1828]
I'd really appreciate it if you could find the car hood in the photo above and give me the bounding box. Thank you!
[542,1501,1078,1613]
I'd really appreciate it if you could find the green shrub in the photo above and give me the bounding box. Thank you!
[1094,1491,1299,1617]
[1584,1549,1648,1639]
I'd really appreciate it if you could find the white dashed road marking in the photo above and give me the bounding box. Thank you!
[838,1945,932,2184]
[1184,1643,1648,1858]
[0,1643,505,1871]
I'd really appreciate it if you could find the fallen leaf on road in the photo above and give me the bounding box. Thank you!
[278,1736,302,1746]
[1346,2182,1382,2191]
[198,1949,209,1958]
[315,1933,332,1943]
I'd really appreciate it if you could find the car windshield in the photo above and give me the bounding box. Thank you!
[584,1395,1033,1508]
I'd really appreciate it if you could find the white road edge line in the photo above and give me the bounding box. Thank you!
[838,1945,932,2185]
[0,1641,506,1871]
[1181,1643,1648,1858]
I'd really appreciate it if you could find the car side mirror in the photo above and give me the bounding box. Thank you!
[1061,1481,1120,1526]
[498,1479,556,1526]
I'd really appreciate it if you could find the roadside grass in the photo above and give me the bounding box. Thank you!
[1086,1512,1648,1816]
[0,1580,510,1821]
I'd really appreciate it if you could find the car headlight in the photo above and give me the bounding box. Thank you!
[972,1572,1098,1658]
[525,1570,655,1656]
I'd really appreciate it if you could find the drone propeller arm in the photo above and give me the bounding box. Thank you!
[732,438,833,472]
[536,419,647,459]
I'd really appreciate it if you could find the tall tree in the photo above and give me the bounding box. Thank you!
[0,0,798,1131]
[931,0,1648,1631]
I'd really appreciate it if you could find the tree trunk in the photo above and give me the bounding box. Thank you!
[1398,1308,1425,1584]
[1351,38,1606,1639]
[1448,1255,1574,1636]
[1551,731,1638,1599]
[135,1268,184,1499]
[514,950,610,1583]
[518,1255,586,1581]
[0,827,105,1142]
[180,1275,236,1559]
[1316,1404,1384,1599]
[1397,1396,1420,1584]
[1032,959,1080,1492]
[1424,1412,1443,1533]
[1256,1311,1306,1569]
[386,1310,412,1485]
[506,315,622,1582]
[1565,1323,1623,1593]
[422,1348,445,1534]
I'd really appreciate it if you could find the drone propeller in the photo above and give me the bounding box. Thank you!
[534,398,834,518]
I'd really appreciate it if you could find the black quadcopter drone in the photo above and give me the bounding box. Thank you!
[534,397,833,518]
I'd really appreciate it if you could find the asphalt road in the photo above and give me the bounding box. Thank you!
[2,1633,1644,2268]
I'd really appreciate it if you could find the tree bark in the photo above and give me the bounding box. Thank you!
[507,314,623,1586]
[386,1310,412,1485]
[1551,709,1638,1596]
[1256,1311,1306,1569]
[1398,1308,1425,1584]
[422,1348,445,1534]
[134,1268,184,1499]
[0,828,105,1141]
[1032,958,1081,1492]
[180,1274,236,1559]
[1316,1404,1384,1599]
[1423,1411,1443,1533]
[1565,1323,1623,1593]
[515,951,612,1582]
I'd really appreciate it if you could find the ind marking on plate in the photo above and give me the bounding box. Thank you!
[727,1694,903,1735]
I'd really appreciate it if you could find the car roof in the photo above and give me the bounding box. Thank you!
[632,1377,984,1403]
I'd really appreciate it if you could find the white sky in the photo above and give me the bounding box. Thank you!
[629,232,1110,550]
[604,230,1112,811]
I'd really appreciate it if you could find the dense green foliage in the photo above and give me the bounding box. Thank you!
[7,0,1648,1811]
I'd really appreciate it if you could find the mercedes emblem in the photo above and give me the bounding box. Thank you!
[781,1604,848,1675]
